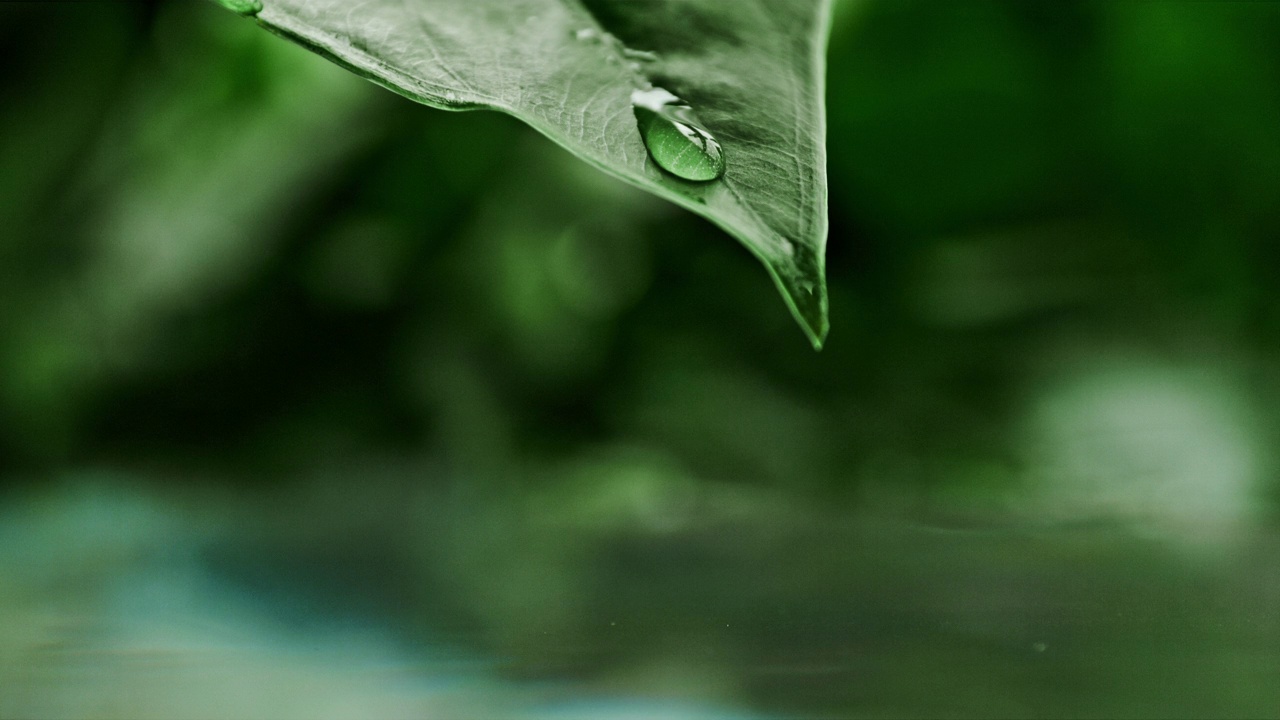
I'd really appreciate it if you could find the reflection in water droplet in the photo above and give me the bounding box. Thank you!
[215,0,263,16]
[631,88,725,182]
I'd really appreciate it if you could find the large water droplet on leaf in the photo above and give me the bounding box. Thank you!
[215,0,263,16]
[631,88,725,183]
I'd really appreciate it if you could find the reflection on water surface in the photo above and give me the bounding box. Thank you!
[2,470,1276,719]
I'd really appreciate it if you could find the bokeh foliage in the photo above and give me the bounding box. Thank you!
[3,0,1279,497]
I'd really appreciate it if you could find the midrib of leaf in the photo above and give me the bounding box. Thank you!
[248,0,830,347]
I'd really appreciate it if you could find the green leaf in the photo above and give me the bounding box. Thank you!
[231,0,831,347]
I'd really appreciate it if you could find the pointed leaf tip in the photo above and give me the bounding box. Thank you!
[771,266,828,351]
[793,286,829,351]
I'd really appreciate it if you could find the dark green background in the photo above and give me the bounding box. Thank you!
[1,1,1279,717]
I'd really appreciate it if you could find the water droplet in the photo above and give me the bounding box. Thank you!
[622,48,660,63]
[214,0,262,16]
[574,28,599,41]
[631,88,725,182]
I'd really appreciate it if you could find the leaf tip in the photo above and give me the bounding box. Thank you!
[797,291,829,352]
[771,264,829,351]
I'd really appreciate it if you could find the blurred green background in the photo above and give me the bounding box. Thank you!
[2,1,1279,718]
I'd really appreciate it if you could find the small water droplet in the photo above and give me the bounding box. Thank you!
[631,87,725,182]
[1033,642,1048,653]
[780,240,795,259]
[622,48,660,63]
[215,0,262,16]
[574,28,599,41]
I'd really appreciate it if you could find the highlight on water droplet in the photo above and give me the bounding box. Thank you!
[574,28,599,41]
[631,87,726,183]
[214,0,263,16]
